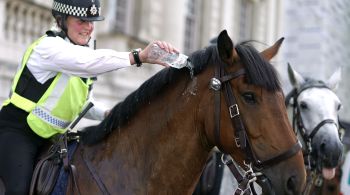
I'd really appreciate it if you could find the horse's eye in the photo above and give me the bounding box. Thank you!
[299,101,308,110]
[242,92,256,104]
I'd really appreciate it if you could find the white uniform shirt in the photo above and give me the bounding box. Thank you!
[26,35,131,120]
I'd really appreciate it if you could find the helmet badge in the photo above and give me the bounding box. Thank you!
[90,4,98,15]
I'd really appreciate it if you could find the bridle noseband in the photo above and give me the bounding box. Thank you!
[211,63,301,195]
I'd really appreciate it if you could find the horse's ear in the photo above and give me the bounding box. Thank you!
[260,37,284,61]
[287,63,305,89]
[217,30,238,63]
[326,67,341,91]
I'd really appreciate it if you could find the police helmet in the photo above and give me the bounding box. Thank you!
[52,0,105,21]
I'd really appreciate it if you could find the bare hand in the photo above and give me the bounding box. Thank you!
[139,41,179,67]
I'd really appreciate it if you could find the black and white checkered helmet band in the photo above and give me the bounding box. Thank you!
[52,1,100,18]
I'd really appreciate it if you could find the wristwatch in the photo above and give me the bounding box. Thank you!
[132,48,142,67]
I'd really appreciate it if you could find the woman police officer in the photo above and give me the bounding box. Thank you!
[0,0,178,194]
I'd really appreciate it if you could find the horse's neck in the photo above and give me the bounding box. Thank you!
[81,76,211,194]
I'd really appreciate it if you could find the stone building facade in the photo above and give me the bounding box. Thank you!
[0,0,284,126]
[279,0,350,121]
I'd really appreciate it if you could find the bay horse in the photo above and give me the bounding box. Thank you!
[0,30,306,195]
[285,64,343,195]
[194,64,344,195]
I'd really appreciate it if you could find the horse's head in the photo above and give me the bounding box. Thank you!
[195,30,306,195]
[286,64,343,180]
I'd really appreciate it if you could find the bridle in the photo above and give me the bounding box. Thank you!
[210,61,301,195]
[284,80,340,194]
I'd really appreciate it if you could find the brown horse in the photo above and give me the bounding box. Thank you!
[0,30,306,195]
[68,30,306,195]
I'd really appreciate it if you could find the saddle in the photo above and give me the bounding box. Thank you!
[193,149,225,195]
[29,133,79,195]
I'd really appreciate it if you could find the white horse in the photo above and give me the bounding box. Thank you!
[285,64,343,194]
[195,64,343,195]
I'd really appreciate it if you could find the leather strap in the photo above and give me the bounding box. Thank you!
[226,159,243,183]
[309,119,337,139]
[259,141,302,168]
[214,65,222,149]
[68,164,82,195]
[81,149,111,195]
[225,158,252,195]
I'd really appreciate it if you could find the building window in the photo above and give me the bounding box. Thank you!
[239,0,253,41]
[184,0,198,54]
[114,0,128,33]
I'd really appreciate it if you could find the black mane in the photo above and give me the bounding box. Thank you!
[80,44,281,145]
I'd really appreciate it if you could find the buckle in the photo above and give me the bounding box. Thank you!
[58,148,67,158]
[314,175,323,187]
[235,184,251,195]
[235,187,244,195]
[235,136,241,148]
[58,148,67,154]
[229,104,239,118]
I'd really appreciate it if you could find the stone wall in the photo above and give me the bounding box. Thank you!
[0,0,284,127]
[279,0,350,121]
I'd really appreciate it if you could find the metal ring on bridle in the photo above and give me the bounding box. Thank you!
[221,153,231,165]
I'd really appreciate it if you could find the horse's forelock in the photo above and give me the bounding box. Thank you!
[189,45,220,75]
[235,43,281,91]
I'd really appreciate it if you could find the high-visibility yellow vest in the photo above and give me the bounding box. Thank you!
[3,35,92,138]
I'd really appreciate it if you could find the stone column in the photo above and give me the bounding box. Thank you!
[0,0,5,41]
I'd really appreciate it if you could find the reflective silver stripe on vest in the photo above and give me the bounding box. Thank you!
[32,107,70,129]
[44,73,70,110]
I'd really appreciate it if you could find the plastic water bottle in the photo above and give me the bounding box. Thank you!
[148,44,189,69]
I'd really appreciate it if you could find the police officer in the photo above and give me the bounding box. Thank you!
[0,0,178,194]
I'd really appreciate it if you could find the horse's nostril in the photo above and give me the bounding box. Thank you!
[286,175,297,194]
[320,142,326,153]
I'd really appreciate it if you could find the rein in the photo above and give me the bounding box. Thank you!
[285,80,340,195]
[210,63,301,195]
